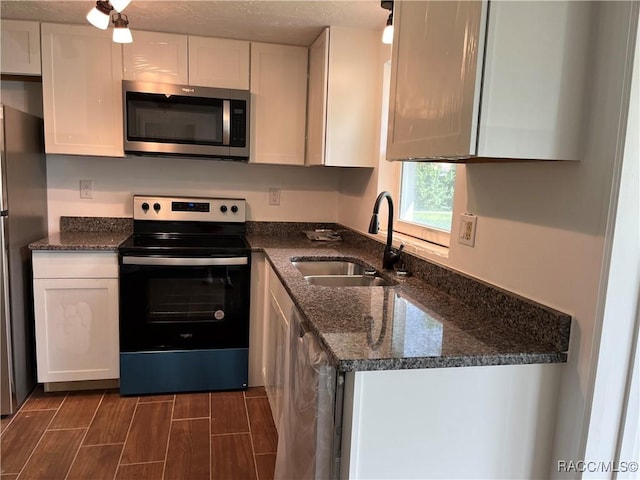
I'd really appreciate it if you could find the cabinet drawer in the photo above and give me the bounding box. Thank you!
[33,251,118,279]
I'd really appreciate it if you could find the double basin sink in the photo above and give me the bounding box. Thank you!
[291,258,397,287]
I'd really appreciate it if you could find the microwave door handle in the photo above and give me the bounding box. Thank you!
[223,100,231,145]
[122,256,248,267]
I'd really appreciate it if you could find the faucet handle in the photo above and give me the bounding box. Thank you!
[396,244,405,254]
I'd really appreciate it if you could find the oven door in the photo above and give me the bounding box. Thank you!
[119,255,250,352]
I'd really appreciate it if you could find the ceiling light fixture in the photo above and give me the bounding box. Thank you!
[112,13,133,43]
[110,0,131,13]
[86,0,113,30]
[381,1,394,44]
[87,1,134,43]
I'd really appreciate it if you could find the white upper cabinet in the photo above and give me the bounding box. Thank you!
[1,20,41,75]
[306,27,380,168]
[188,36,250,89]
[387,0,591,161]
[41,23,124,157]
[250,42,308,165]
[122,32,250,88]
[123,30,188,84]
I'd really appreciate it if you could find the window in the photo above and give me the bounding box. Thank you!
[395,162,456,247]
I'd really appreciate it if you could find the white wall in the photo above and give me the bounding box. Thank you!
[46,155,341,233]
[339,2,638,476]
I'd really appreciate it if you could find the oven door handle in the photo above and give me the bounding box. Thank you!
[122,256,248,266]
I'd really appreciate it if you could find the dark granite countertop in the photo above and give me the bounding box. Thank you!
[29,231,131,251]
[247,228,571,372]
[28,217,571,372]
[29,217,133,251]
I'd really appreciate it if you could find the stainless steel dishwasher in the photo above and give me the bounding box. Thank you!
[274,307,343,479]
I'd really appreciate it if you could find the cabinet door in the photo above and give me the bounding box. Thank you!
[387,1,485,160]
[1,20,41,75]
[188,36,250,89]
[33,278,119,382]
[41,23,124,157]
[306,28,329,166]
[477,1,591,160]
[123,30,188,84]
[264,289,289,430]
[324,27,379,167]
[250,42,308,165]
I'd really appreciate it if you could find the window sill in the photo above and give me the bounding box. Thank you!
[371,230,449,260]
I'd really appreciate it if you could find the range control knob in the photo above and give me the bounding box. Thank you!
[231,205,239,213]
[141,202,149,212]
[153,202,161,212]
[220,205,228,213]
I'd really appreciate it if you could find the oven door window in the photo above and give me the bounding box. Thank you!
[126,92,224,145]
[120,262,250,351]
[148,276,227,324]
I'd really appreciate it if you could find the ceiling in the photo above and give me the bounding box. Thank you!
[0,0,388,46]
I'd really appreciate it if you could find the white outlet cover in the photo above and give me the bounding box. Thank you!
[459,213,477,247]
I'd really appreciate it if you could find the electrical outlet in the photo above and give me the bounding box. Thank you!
[458,213,477,247]
[79,179,93,199]
[268,188,281,206]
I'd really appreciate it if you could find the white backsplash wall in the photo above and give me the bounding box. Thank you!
[46,154,341,233]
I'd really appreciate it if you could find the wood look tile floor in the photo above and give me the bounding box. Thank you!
[0,386,277,480]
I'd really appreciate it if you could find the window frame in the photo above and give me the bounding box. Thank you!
[389,161,454,248]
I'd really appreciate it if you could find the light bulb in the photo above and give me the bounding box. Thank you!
[382,24,394,44]
[382,12,393,44]
[112,13,133,43]
[113,27,133,43]
[86,1,112,30]
[110,0,131,13]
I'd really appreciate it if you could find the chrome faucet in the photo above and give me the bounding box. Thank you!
[368,191,404,270]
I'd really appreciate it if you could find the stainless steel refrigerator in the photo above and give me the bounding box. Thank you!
[0,105,48,415]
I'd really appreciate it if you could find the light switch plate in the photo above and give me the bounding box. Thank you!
[458,213,477,247]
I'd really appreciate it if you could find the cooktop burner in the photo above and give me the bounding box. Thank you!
[119,195,249,256]
[119,234,249,253]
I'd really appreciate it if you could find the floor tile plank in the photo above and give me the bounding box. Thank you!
[138,394,175,403]
[66,444,122,480]
[20,385,67,411]
[0,416,12,434]
[211,434,256,480]
[173,393,210,420]
[0,410,55,474]
[244,386,267,398]
[211,392,249,434]
[17,428,85,479]
[255,453,276,480]
[49,390,104,429]
[120,402,172,464]
[83,391,137,445]
[115,462,165,480]
[246,397,278,454]
[165,419,210,480]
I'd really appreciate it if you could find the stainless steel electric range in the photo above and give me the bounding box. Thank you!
[118,195,251,396]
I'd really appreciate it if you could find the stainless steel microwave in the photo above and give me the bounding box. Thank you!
[123,80,250,161]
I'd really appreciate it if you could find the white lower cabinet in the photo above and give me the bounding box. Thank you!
[262,262,292,430]
[32,251,119,383]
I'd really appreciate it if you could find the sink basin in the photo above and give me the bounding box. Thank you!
[292,260,372,277]
[304,275,397,287]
